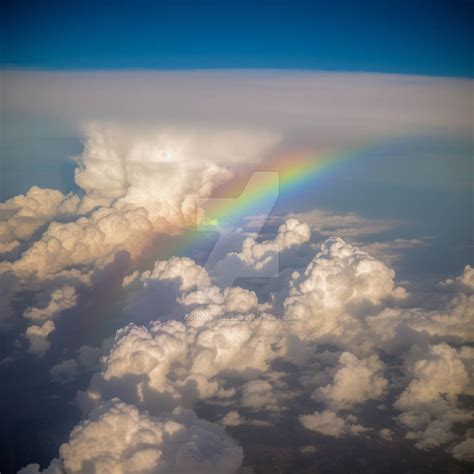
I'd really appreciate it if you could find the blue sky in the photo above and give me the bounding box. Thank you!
[1,0,473,76]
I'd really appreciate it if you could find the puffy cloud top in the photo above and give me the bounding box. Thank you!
[314,352,388,409]
[25,320,56,356]
[23,285,77,320]
[395,343,471,410]
[3,203,153,278]
[287,237,405,311]
[21,399,243,474]
[137,256,211,291]
[0,186,79,253]
[231,218,310,269]
[299,410,368,438]
[75,124,279,219]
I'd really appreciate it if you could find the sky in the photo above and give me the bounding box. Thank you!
[1,0,473,76]
[0,2,473,474]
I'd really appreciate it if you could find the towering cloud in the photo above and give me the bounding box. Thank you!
[75,124,279,217]
[1,125,278,281]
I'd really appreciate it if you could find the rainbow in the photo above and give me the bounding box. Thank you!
[199,147,358,229]
[143,139,388,263]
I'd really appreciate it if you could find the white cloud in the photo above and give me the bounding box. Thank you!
[394,343,473,450]
[8,221,473,465]
[219,410,272,428]
[299,410,369,438]
[281,209,398,240]
[409,293,474,343]
[240,380,276,410]
[444,265,474,291]
[451,438,474,462]
[0,186,79,254]
[286,237,405,315]
[24,285,77,320]
[379,428,394,440]
[21,398,243,474]
[220,410,242,427]
[2,202,153,279]
[135,256,211,291]
[75,123,278,216]
[230,218,310,270]
[395,343,471,410]
[367,265,474,348]
[1,124,278,282]
[17,459,63,474]
[25,320,55,356]
[313,352,387,409]
[283,237,406,351]
[80,313,283,414]
[5,71,471,144]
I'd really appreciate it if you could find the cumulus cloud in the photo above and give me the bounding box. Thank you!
[9,224,474,467]
[378,428,394,440]
[17,459,63,474]
[1,202,153,279]
[395,343,471,410]
[367,264,474,352]
[0,186,79,254]
[75,123,278,216]
[220,410,243,427]
[299,410,368,438]
[25,320,56,356]
[23,285,78,320]
[409,293,474,343]
[288,237,405,310]
[230,219,310,270]
[444,264,474,291]
[283,237,406,352]
[313,352,388,409]
[451,438,474,462]
[395,343,473,450]
[279,209,398,240]
[219,410,272,428]
[1,124,278,282]
[131,256,211,291]
[3,70,474,471]
[240,380,277,410]
[80,313,282,414]
[21,399,243,474]
[50,359,79,383]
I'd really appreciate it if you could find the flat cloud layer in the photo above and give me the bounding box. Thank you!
[4,71,472,143]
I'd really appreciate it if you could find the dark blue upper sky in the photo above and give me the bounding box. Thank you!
[1,0,473,76]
